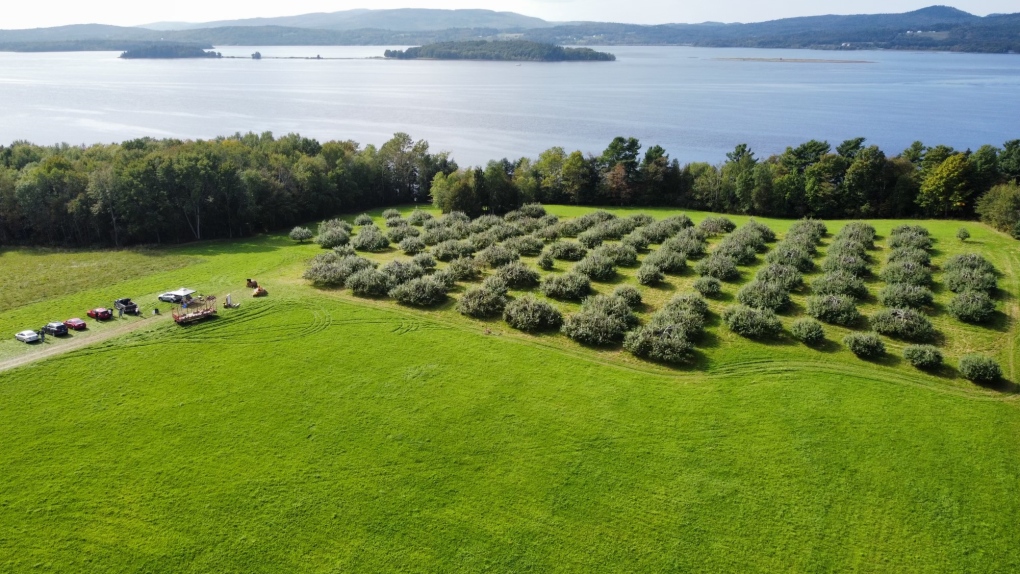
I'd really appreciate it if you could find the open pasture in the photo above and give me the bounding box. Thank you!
[1,206,1019,572]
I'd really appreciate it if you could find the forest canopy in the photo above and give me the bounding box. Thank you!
[120,44,222,59]
[1,133,1018,248]
[384,41,615,62]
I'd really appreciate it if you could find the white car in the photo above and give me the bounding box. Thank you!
[15,330,40,343]
[159,288,196,303]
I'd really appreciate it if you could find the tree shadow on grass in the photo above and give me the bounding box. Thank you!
[676,266,698,278]
[928,302,948,318]
[922,363,964,382]
[434,297,459,312]
[649,281,678,294]
[703,310,722,329]
[806,338,842,354]
[711,291,735,303]
[993,286,1016,303]
[756,333,800,348]
[858,289,880,305]
[730,269,753,284]
[633,302,656,315]
[595,272,624,287]
[679,349,713,371]
[985,310,1013,334]
[862,266,884,282]
[779,300,806,317]
[864,352,904,368]
[573,340,625,353]
[693,329,722,350]
[975,377,1020,394]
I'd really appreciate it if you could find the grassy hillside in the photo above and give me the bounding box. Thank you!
[1,207,1018,571]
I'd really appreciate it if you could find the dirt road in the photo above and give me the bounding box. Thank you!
[0,314,170,374]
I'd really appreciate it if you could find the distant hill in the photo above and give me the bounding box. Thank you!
[520,7,1019,52]
[141,8,555,32]
[0,24,158,42]
[714,5,980,34]
[0,24,206,52]
[0,6,1018,54]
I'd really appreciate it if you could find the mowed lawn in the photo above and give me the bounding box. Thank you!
[1,207,1019,572]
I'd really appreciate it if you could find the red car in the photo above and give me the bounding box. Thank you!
[87,308,113,320]
[64,318,87,331]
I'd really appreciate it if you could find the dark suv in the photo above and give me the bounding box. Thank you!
[43,322,69,336]
[114,298,140,315]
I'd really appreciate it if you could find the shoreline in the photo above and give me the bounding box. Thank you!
[714,57,875,64]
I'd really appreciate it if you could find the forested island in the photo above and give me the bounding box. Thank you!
[1,133,1018,247]
[384,41,615,62]
[120,44,221,59]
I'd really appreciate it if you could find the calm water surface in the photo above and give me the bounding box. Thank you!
[0,45,1018,165]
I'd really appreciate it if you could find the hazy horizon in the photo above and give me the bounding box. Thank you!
[2,1,1017,30]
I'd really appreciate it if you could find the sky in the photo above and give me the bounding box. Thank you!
[2,0,1016,29]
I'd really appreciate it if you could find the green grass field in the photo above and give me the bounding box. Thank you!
[1,206,1018,572]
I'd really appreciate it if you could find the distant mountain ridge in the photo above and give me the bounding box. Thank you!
[523,7,1019,52]
[0,6,1017,54]
[136,5,981,33]
[141,8,556,32]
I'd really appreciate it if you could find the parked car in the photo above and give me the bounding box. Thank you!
[64,318,87,331]
[15,330,40,343]
[43,322,69,336]
[114,298,139,315]
[87,308,113,320]
[159,288,196,304]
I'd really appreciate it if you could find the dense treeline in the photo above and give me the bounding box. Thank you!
[433,136,1020,226]
[384,41,615,62]
[0,133,455,246]
[120,44,222,59]
[2,133,1019,248]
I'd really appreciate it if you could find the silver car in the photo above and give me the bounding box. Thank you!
[15,330,40,343]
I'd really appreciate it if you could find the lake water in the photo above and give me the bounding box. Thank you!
[0,45,1018,165]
